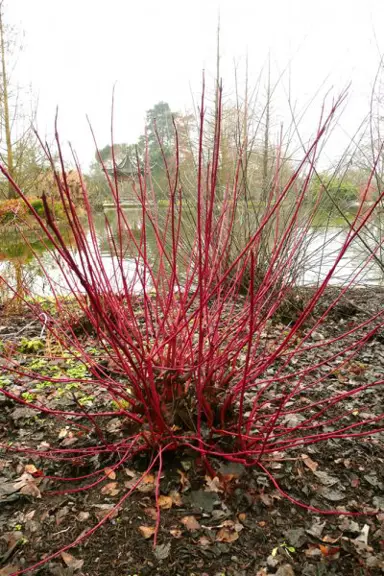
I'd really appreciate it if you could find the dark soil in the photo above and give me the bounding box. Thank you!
[0,287,384,576]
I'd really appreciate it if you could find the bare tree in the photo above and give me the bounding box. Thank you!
[0,1,41,200]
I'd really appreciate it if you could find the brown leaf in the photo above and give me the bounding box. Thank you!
[177,469,190,492]
[142,474,155,484]
[321,534,342,545]
[77,511,90,522]
[157,495,173,509]
[304,545,322,558]
[144,507,158,520]
[139,525,155,539]
[259,493,272,506]
[55,506,69,525]
[218,519,244,533]
[205,475,223,493]
[58,427,68,439]
[61,436,78,447]
[1,531,24,561]
[169,489,182,506]
[319,544,340,558]
[92,503,119,521]
[216,527,239,543]
[103,467,116,480]
[180,515,201,531]
[0,566,20,576]
[20,481,41,498]
[199,535,211,546]
[301,454,319,472]
[24,464,38,474]
[137,474,155,493]
[169,528,183,539]
[101,482,120,496]
[61,552,84,571]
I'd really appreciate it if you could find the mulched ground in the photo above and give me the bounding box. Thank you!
[0,287,384,576]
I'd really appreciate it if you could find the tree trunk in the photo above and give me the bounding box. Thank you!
[0,5,16,199]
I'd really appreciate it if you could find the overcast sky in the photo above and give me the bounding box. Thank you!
[6,0,384,171]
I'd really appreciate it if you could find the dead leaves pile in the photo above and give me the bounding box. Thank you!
[0,463,42,504]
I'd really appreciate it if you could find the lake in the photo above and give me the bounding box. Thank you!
[0,207,383,299]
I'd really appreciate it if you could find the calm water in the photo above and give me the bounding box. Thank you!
[0,208,383,298]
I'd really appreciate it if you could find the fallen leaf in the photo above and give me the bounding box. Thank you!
[139,525,155,539]
[285,527,306,548]
[0,479,28,497]
[20,481,41,498]
[169,528,183,539]
[1,531,24,551]
[188,489,218,512]
[198,535,211,546]
[304,546,322,558]
[157,495,172,509]
[77,511,90,522]
[215,520,243,543]
[260,493,272,506]
[92,503,119,521]
[275,565,295,576]
[180,515,200,531]
[319,544,340,558]
[61,436,78,447]
[101,482,120,496]
[338,517,360,534]
[154,542,171,560]
[169,490,182,506]
[216,527,239,543]
[205,475,222,493]
[238,513,247,522]
[55,506,69,525]
[313,470,339,486]
[321,534,341,545]
[142,474,155,484]
[354,524,370,545]
[144,507,158,520]
[373,496,384,510]
[301,454,318,472]
[124,479,136,490]
[137,474,155,493]
[306,520,326,538]
[177,469,190,492]
[61,552,84,571]
[318,487,345,502]
[24,464,38,475]
[0,566,20,576]
[103,467,116,480]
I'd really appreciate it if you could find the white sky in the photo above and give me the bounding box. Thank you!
[6,0,384,171]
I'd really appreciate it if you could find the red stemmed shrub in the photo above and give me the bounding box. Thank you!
[1,82,384,573]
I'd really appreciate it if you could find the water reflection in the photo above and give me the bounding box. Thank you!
[1,208,384,299]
